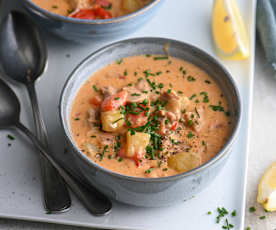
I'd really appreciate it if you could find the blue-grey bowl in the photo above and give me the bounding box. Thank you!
[60,37,242,207]
[23,0,163,42]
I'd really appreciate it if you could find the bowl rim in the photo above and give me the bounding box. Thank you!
[59,37,242,182]
[24,0,162,25]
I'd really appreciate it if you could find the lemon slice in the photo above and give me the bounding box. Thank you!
[257,161,276,211]
[212,0,250,60]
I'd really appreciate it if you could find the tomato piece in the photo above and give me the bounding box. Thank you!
[70,9,96,20]
[101,91,128,112]
[90,95,102,106]
[170,121,178,131]
[94,7,112,19]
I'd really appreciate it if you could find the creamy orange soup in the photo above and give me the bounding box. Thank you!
[32,0,151,19]
[70,55,231,178]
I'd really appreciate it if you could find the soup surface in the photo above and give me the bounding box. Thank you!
[70,55,231,178]
[31,0,151,19]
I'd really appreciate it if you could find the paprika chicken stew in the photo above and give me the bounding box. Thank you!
[31,0,152,20]
[70,55,231,178]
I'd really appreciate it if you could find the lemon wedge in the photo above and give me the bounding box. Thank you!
[212,0,250,60]
[257,161,276,211]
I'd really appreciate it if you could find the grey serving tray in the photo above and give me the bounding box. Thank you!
[0,0,256,229]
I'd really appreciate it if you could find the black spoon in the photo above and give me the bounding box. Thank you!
[0,78,112,216]
[0,11,72,213]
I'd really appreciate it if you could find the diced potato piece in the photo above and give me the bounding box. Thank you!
[122,0,141,13]
[126,131,150,157]
[101,110,125,132]
[168,152,201,173]
[181,96,190,110]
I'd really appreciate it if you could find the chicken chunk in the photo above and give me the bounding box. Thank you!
[123,85,148,103]
[101,86,117,98]
[161,90,181,119]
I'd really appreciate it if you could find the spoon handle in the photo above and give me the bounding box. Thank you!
[15,122,112,216]
[27,83,71,213]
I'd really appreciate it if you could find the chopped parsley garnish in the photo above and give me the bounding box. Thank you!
[162,168,168,171]
[222,218,233,229]
[207,211,212,215]
[112,118,124,124]
[205,80,211,84]
[7,134,15,140]
[118,157,123,162]
[158,83,164,88]
[195,107,200,118]
[189,94,197,100]
[187,120,193,126]
[74,118,80,121]
[202,140,206,146]
[52,5,58,9]
[178,90,183,94]
[154,56,169,60]
[131,93,141,97]
[115,97,120,100]
[99,145,108,161]
[124,70,128,76]
[146,54,152,57]
[210,104,225,112]
[231,210,236,217]
[216,207,229,223]
[156,71,162,75]
[167,89,172,93]
[145,168,154,174]
[116,59,123,64]
[187,75,196,82]
[259,216,266,220]
[158,161,162,168]
[93,85,98,92]
[187,132,194,138]
[91,135,96,138]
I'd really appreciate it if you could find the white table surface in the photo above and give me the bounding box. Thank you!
[0,36,271,230]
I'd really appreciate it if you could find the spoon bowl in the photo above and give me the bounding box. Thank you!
[0,80,20,128]
[0,11,47,84]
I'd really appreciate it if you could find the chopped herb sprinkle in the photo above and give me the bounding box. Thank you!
[154,56,169,60]
[259,216,266,220]
[187,75,196,82]
[116,59,123,64]
[99,145,108,161]
[7,134,15,140]
[145,168,154,174]
[93,85,98,92]
[187,132,194,138]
